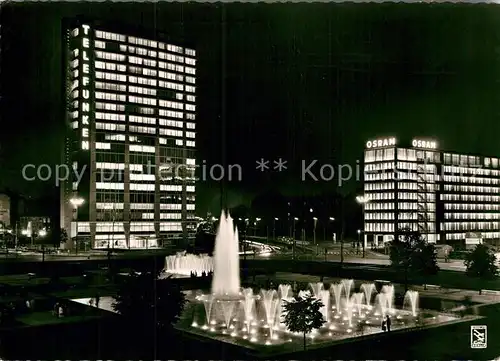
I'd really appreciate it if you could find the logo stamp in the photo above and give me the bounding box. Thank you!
[470,325,487,349]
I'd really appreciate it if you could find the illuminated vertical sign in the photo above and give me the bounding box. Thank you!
[80,24,90,150]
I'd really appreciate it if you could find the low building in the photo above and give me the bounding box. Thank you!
[0,193,10,227]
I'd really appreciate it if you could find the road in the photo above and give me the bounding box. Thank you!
[252,250,467,271]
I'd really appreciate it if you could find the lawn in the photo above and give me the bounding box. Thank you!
[16,311,101,326]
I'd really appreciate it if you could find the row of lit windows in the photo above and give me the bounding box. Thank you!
[96,91,127,102]
[443,165,500,177]
[364,182,395,191]
[444,203,500,211]
[129,95,156,106]
[158,100,184,110]
[365,162,395,172]
[365,173,395,181]
[96,112,126,122]
[366,203,395,210]
[365,223,395,232]
[441,222,500,231]
[158,109,183,119]
[445,232,500,240]
[129,125,156,134]
[129,85,157,96]
[77,222,184,234]
[129,115,156,125]
[142,213,183,220]
[365,213,395,220]
[443,175,500,185]
[95,30,127,42]
[96,122,126,132]
[129,145,155,153]
[445,213,500,220]
[96,82,127,92]
[365,149,395,163]
[95,61,127,72]
[397,193,418,200]
[95,203,194,211]
[96,142,111,150]
[160,129,183,137]
[444,185,500,194]
[95,72,187,94]
[159,119,183,128]
[96,182,195,192]
[441,194,500,203]
[443,154,482,167]
[96,50,127,62]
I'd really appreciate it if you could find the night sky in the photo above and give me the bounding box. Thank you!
[2,3,500,214]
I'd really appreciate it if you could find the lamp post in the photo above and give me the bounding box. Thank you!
[255,218,261,237]
[39,228,47,262]
[313,217,318,255]
[293,217,298,260]
[356,195,370,258]
[273,217,278,241]
[70,197,85,255]
[244,218,249,264]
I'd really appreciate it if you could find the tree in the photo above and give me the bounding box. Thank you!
[60,228,68,246]
[282,293,326,351]
[112,272,187,334]
[464,244,499,294]
[389,229,439,292]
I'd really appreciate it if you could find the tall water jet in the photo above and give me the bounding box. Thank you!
[344,298,354,327]
[203,298,215,325]
[352,292,364,316]
[404,290,419,317]
[309,282,324,299]
[361,283,376,307]
[261,290,279,338]
[341,279,354,300]
[219,300,237,330]
[211,211,241,297]
[242,288,255,333]
[278,284,292,300]
[319,290,331,322]
[381,284,395,314]
[331,283,343,311]
[375,293,388,316]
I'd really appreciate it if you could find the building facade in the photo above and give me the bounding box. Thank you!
[61,20,197,249]
[363,137,500,248]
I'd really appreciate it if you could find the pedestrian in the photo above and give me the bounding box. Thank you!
[95,294,100,308]
[386,315,392,332]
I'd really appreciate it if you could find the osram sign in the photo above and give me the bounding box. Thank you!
[412,139,437,149]
[366,138,396,149]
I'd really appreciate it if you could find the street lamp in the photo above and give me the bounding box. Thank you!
[39,228,47,262]
[356,195,370,258]
[273,217,278,241]
[254,218,261,237]
[313,217,318,255]
[293,217,298,260]
[70,197,85,254]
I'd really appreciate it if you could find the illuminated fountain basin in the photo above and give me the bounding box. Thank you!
[177,211,457,348]
[182,281,458,347]
[162,252,214,277]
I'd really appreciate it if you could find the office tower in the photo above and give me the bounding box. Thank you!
[362,137,500,248]
[61,20,197,249]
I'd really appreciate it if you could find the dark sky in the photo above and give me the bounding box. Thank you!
[2,3,500,213]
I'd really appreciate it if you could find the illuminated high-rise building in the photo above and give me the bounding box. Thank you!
[61,20,197,249]
[362,136,500,248]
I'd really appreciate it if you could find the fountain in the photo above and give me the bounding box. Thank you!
[361,283,376,307]
[164,252,214,276]
[341,279,354,300]
[381,285,395,314]
[309,282,324,298]
[182,212,457,348]
[242,288,255,333]
[330,283,343,312]
[319,290,331,322]
[351,292,364,316]
[212,212,241,297]
[404,290,419,317]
